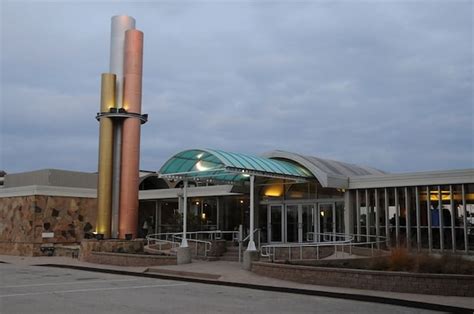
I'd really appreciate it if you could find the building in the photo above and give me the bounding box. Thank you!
[0,149,473,256]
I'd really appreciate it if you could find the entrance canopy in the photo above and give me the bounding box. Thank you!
[159,149,313,182]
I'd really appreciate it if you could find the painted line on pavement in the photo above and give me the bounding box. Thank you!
[36,264,473,314]
[1,278,140,288]
[0,283,188,298]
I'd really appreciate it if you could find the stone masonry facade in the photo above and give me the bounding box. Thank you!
[0,195,97,256]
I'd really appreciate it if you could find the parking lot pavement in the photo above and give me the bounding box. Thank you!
[0,264,440,314]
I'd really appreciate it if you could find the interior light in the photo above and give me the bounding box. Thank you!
[264,184,284,197]
[196,201,200,205]
[201,213,206,219]
[240,200,244,204]
[196,153,204,159]
[321,211,325,217]
[196,161,209,171]
[242,174,250,177]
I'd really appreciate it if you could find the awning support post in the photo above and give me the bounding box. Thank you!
[247,175,256,251]
[181,179,188,248]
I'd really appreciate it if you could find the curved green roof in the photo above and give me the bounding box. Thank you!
[159,148,313,181]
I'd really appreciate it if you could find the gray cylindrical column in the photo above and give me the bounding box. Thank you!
[109,15,136,238]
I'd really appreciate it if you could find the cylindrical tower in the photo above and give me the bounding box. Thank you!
[119,29,144,238]
[96,73,116,237]
[109,16,136,238]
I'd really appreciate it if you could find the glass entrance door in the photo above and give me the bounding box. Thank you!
[285,205,299,242]
[268,205,283,242]
[317,203,335,242]
[302,204,314,242]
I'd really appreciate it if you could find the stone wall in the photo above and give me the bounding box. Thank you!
[0,195,97,256]
[252,262,474,297]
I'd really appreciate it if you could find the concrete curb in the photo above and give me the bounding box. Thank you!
[36,263,472,313]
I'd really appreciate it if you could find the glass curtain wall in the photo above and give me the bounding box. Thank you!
[349,184,473,253]
[419,187,430,250]
[377,189,386,241]
[407,187,417,250]
[452,185,465,250]
[466,184,474,251]
[387,188,396,246]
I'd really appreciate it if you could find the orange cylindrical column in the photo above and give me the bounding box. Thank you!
[119,29,144,239]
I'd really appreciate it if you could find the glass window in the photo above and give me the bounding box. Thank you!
[377,189,386,239]
[302,204,314,242]
[336,202,345,234]
[287,182,314,200]
[407,186,417,249]
[397,188,406,247]
[439,185,453,250]
[466,184,474,250]
[368,189,375,236]
[429,186,441,249]
[360,190,367,241]
[419,186,430,249]
[387,188,396,246]
[452,185,465,250]
[350,190,357,235]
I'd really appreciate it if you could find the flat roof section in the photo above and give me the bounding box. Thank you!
[348,168,474,189]
[4,169,97,189]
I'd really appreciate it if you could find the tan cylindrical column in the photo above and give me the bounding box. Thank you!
[119,30,144,239]
[97,73,116,237]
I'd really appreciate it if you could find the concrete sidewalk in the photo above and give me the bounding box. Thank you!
[1,255,472,311]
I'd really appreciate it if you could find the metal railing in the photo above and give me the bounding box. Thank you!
[261,233,387,262]
[306,232,353,242]
[146,230,240,257]
[237,226,261,262]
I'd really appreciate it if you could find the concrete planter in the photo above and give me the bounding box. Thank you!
[252,261,474,297]
[83,251,176,267]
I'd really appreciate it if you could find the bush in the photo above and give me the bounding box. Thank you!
[388,248,414,271]
[368,257,389,271]
[415,254,443,273]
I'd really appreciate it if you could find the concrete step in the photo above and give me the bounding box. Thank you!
[222,252,239,257]
[219,255,240,262]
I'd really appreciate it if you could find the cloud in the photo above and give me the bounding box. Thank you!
[1,1,472,174]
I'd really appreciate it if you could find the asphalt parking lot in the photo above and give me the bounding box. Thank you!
[0,263,440,314]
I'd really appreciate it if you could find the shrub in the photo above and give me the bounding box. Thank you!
[439,254,474,275]
[388,248,414,271]
[415,254,443,274]
[368,257,389,271]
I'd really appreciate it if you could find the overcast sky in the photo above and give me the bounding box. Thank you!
[1,1,473,174]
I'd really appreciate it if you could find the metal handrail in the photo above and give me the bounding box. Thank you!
[306,232,353,242]
[261,233,387,261]
[146,230,241,257]
[173,235,212,257]
[237,227,261,262]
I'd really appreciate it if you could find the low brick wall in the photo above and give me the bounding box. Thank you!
[79,239,145,260]
[252,262,474,297]
[54,245,80,258]
[83,251,176,267]
[270,246,334,261]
